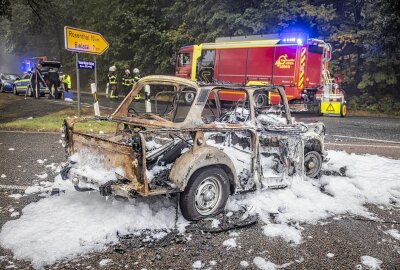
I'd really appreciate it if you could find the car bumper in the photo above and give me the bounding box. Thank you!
[3,85,13,91]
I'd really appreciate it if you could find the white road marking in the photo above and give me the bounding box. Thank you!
[325,143,400,149]
[0,184,28,191]
[328,134,400,144]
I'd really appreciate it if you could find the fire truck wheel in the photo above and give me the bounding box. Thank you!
[254,93,268,108]
[318,102,323,116]
[180,167,230,221]
[340,103,347,117]
[183,92,195,105]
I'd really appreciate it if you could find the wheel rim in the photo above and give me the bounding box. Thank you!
[342,104,347,116]
[254,93,267,108]
[194,176,222,216]
[304,151,322,178]
[185,93,195,103]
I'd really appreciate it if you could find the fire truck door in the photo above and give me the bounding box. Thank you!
[196,49,215,83]
[272,46,297,86]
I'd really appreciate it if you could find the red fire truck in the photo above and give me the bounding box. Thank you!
[176,33,347,117]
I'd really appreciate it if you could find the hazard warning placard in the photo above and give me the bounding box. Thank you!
[321,101,341,115]
[326,103,335,112]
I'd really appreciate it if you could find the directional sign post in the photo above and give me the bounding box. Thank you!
[64,26,109,116]
[64,26,109,55]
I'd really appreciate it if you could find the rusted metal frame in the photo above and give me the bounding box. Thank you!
[113,76,199,118]
[69,133,143,193]
[192,130,206,152]
[138,132,149,196]
[248,129,261,189]
[275,86,292,124]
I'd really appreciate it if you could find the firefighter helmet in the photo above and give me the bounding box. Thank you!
[109,65,117,72]
[125,69,130,74]
[133,68,139,74]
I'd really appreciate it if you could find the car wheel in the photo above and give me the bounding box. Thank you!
[180,167,230,221]
[304,150,322,178]
[183,92,195,105]
[27,87,32,97]
[340,103,347,117]
[13,85,18,95]
[0,85,4,93]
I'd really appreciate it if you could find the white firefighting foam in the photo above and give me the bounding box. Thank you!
[0,150,399,268]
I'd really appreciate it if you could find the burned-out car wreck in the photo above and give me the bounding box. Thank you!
[61,75,326,221]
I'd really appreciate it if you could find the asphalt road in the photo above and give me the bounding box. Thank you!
[0,131,399,269]
[1,92,400,269]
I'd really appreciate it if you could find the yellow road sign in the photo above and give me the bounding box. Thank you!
[64,26,109,55]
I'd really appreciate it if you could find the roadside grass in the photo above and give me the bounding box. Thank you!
[0,107,116,133]
[347,110,400,118]
[0,94,19,109]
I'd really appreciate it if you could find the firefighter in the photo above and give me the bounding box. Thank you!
[30,63,46,99]
[122,69,132,96]
[132,68,141,100]
[47,67,60,99]
[108,65,118,99]
[61,73,71,92]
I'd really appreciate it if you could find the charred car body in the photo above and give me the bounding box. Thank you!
[61,76,325,220]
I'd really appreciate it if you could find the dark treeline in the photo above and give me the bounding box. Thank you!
[1,0,399,113]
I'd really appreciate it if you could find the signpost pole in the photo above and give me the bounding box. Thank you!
[94,56,97,93]
[64,26,109,117]
[75,53,81,117]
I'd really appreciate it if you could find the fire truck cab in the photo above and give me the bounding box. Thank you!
[176,34,347,117]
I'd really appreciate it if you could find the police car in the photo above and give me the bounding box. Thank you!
[13,73,49,96]
[13,61,61,97]
[0,73,20,93]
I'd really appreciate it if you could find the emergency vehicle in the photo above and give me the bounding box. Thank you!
[21,56,48,73]
[176,33,347,117]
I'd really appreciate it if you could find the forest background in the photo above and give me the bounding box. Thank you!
[1,0,399,114]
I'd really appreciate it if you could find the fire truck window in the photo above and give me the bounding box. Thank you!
[178,53,191,67]
[197,50,215,83]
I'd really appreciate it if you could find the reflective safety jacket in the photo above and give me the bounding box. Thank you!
[61,75,71,89]
[133,74,141,83]
[108,73,117,84]
[122,74,132,86]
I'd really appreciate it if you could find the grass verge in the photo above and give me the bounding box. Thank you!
[0,107,116,133]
